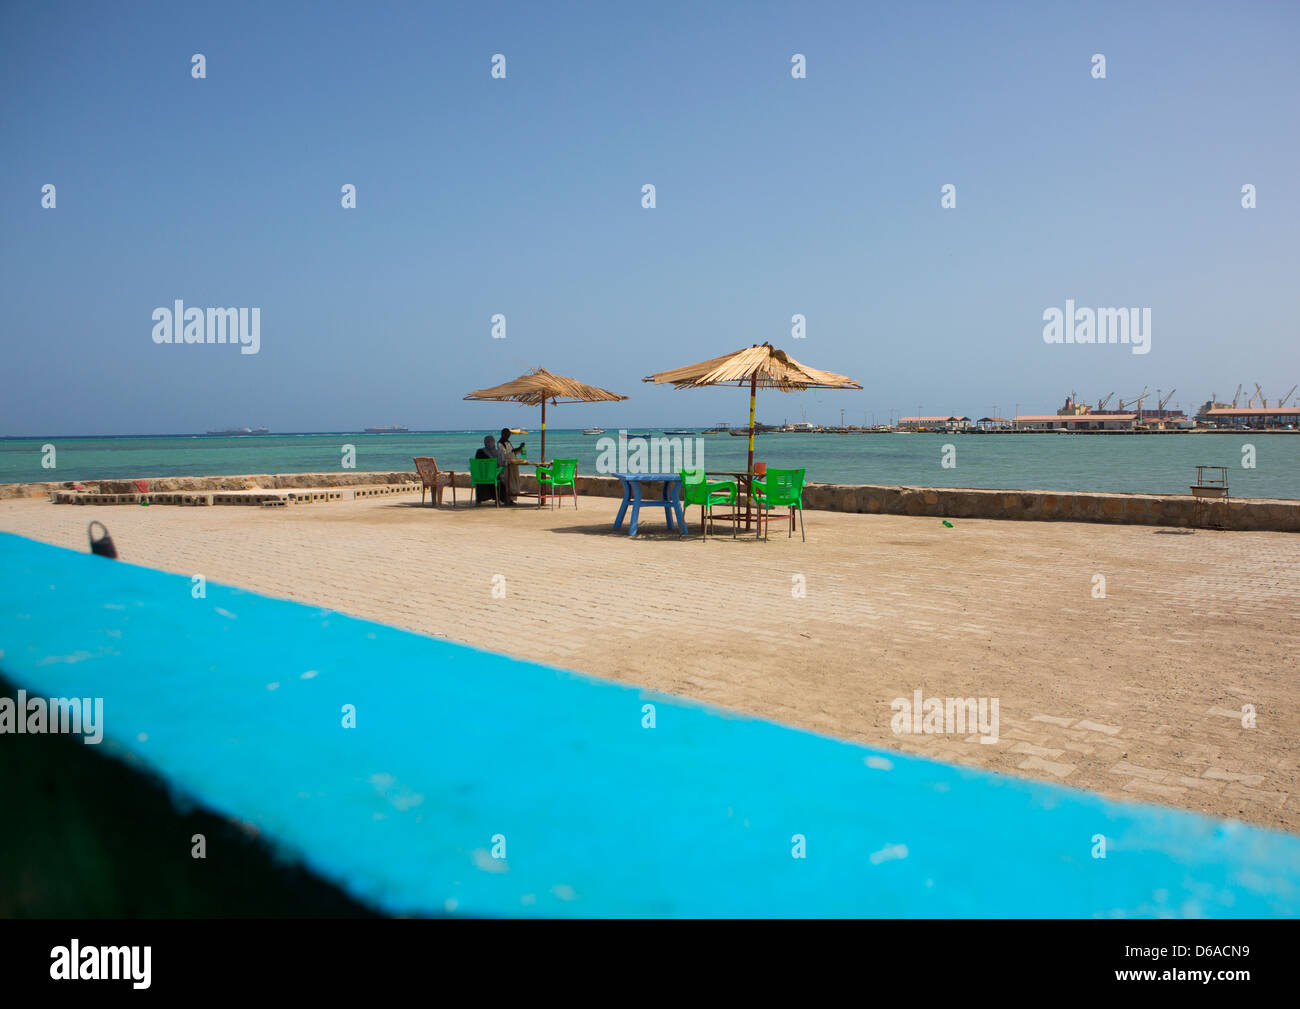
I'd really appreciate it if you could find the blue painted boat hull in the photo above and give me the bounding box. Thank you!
[1,531,1296,917]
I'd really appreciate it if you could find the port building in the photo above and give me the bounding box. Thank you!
[1013,413,1138,431]
[898,415,970,431]
[1205,407,1300,429]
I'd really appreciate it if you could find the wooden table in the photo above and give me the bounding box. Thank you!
[507,458,549,506]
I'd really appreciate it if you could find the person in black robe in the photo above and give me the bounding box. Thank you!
[475,436,498,503]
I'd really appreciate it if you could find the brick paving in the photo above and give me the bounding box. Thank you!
[2,492,1296,834]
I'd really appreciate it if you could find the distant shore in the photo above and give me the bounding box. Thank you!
[5,427,1298,441]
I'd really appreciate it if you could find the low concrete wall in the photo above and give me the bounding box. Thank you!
[800,483,1300,533]
[5,471,1297,532]
[514,474,1300,533]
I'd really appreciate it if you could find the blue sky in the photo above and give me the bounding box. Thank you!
[2,0,1297,435]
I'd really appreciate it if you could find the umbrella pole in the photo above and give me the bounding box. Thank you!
[747,373,756,531]
[540,399,547,505]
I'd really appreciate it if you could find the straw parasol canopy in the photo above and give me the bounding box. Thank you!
[644,342,860,475]
[465,366,627,462]
[645,342,860,393]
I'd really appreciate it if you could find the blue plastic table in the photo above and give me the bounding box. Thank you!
[612,473,685,536]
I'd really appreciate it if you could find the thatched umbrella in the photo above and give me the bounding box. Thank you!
[464,367,627,463]
[644,342,861,477]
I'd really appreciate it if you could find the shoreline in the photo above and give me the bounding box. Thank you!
[3,427,1297,440]
[4,470,1298,532]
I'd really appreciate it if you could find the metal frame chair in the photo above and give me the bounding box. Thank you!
[1190,465,1229,529]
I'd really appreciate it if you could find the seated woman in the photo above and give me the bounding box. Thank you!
[495,428,526,506]
[475,436,498,504]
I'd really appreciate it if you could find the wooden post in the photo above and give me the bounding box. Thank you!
[746,373,757,530]
[540,399,547,505]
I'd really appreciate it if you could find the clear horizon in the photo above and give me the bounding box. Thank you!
[3,0,1297,437]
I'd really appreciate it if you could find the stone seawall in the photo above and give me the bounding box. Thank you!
[797,482,1300,532]
[5,470,1297,532]
[541,475,1297,532]
[0,471,418,500]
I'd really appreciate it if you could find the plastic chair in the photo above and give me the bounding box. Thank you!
[468,457,503,507]
[536,459,579,509]
[413,456,456,507]
[681,468,738,540]
[751,467,806,541]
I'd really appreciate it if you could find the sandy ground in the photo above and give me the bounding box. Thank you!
[2,491,1297,835]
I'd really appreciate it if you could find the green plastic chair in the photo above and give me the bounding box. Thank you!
[536,459,578,509]
[681,468,738,540]
[535,458,577,509]
[468,457,503,507]
[751,467,806,541]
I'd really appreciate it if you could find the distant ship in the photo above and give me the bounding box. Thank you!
[364,425,409,434]
[581,427,605,435]
[204,426,270,436]
[729,423,776,436]
[663,429,696,436]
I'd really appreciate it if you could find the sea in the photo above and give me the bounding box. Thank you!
[2,430,1296,499]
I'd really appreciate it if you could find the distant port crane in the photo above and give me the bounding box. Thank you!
[1117,387,1148,413]
[1278,385,1298,408]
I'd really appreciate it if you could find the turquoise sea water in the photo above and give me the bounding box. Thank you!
[2,430,1297,499]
